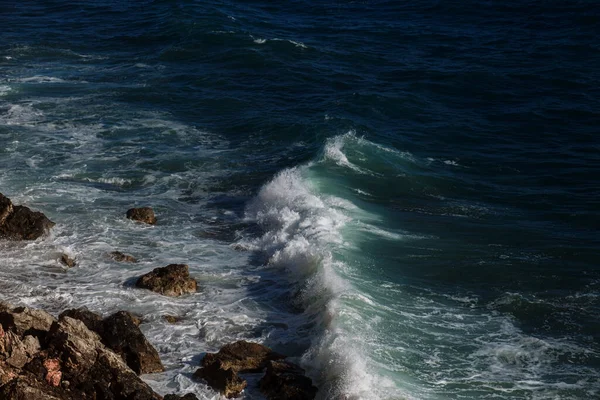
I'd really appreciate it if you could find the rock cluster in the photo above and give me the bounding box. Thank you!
[0,193,55,240]
[194,341,317,399]
[136,264,198,297]
[0,303,161,400]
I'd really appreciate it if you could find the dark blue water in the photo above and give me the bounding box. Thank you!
[1,1,599,399]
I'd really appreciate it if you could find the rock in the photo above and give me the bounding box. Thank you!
[0,372,68,400]
[58,308,104,336]
[194,341,285,398]
[136,264,197,297]
[194,359,247,398]
[100,311,164,375]
[163,315,181,324]
[126,207,157,225]
[201,341,284,373]
[164,394,199,400]
[259,360,318,400]
[0,305,55,338]
[59,254,76,268]
[43,358,62,387]
[110,251,138,263]
[0,193,55,240]
[0,303,163,400]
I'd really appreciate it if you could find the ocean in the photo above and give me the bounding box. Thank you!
[1,1,599,399]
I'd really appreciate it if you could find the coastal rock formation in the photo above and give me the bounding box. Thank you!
[136,264,197,297]
[0,303,162,400]
[110,251,138,263]
[59,308,163,375]
[101,311,163,374]
[0,193,55,240]
[193,341,286,398]
[259,360,318,400]
[126,207,157,225]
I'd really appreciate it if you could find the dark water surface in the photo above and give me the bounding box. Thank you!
[1,1,599,399]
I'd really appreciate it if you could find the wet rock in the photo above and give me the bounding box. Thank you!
[59,254,76,268]
[201,341,285,373]
[126,207,157,225]
[136,264,197,297]
[163,315,181,324]
[110,251,138,263]
[0,193,55,240]
[194,341,285,398]
[101,311,164,375]
[194,359,247,398]
[259,360,318,400]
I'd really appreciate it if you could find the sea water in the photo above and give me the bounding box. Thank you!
[1,1,598,399]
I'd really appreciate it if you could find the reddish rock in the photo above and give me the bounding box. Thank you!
[136,264,198,297]
[126,207,157,225]
[43,358,61,387]
[0,193,55,240]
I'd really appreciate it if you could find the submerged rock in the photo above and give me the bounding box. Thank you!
[0,193,55,240]
[136,264,197,297]
[259,360,318,400]
[126,207,157,225]
[194,341,285,398]
[163,315,181,324]
[110,251,138,263]
[0,303,163,400]
[59,254,76,268]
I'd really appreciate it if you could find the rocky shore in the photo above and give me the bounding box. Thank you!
[0,193,318,399]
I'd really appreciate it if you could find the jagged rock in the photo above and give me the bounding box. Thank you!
[0,305,55,338]
[194,359,247,398]
[101,311,163,375]
[136,264,197,297]
[259,360,318,400]
[194,341,285,398]
[60,254,76,268]
[58,308,104,336]
[0,193,55,240]
[164,394,199,400]
[201,341,284,373]
[126,207,157,225]
[110,251,138,263]
[0,372,68,400]
[58,309,159,375]
[0,303,163,400]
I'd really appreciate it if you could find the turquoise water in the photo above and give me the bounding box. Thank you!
[1,1,599,399]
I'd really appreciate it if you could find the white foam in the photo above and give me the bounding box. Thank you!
[0,103,43,125]
[244,164,407,399]
[0,85,11,96]
[18,76,66,83]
